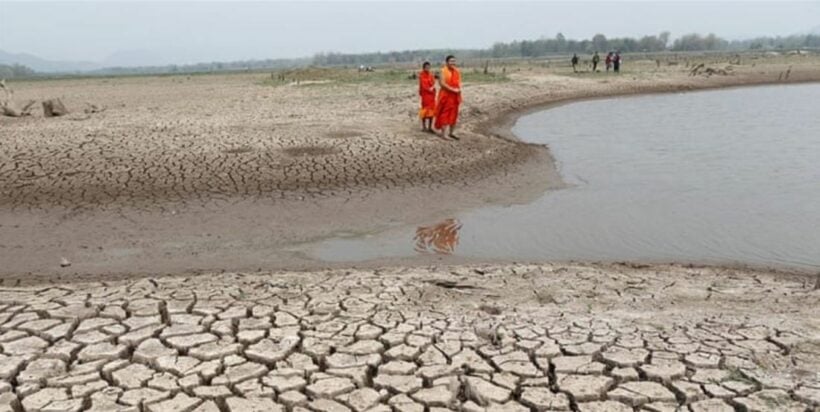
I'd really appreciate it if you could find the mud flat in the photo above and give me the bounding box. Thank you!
[3,53,820,277]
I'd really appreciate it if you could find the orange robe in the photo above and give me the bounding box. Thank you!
[418,71,436,119]
[434,65,461,129]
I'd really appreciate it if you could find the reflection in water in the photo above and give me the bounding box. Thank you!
[414,218,462,254]
[308,85,820,270]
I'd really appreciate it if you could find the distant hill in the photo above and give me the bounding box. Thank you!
[0,49,100,73]
[0,48,309,76]
[100,49,172,68]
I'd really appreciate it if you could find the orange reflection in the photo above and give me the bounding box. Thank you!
[414,218,462,255]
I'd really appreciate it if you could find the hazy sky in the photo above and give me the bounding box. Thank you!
[1,1,818,65]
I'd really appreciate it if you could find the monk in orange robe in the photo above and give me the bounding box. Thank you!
[434,55,462,140]
[418,61,436,132]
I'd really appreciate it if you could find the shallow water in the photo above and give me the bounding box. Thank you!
[308,84,820,270]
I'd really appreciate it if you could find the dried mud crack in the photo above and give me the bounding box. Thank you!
[2,56,820,412]
[4,58,820,212]
[0,264,818,411]
[0,74,538,210]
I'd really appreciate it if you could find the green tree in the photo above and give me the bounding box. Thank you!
[591,34,608,52]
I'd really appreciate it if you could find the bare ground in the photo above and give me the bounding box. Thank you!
[0,263,817,411]
[3,54,820,278]
[1,54,820,411]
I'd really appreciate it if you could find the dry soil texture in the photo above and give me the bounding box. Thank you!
[0,264,818,411]
[3,54,820,277]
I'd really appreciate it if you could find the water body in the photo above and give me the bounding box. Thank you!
[308,84,820,271]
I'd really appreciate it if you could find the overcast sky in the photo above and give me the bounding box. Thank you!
[1,1,818,66]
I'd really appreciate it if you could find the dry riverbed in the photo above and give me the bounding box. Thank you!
[0,264,818,411]
[1,54,820,411]
[3,53,820,277]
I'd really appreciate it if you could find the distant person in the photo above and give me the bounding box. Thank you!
[571,53,579,72]
[605,52,613,72]
[592,52,600,72]
[418,61,437,132]
[613,52,622,73]
[434,55,462,140]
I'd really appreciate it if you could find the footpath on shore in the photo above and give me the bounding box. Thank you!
[0,263,818,411]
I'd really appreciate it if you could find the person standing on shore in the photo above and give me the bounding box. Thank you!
[418,62,436,132]
[613,52,622,73]
[592,52,600,72]
[571,53,579,72]
[435,55,462,140]
[605,52,613,72]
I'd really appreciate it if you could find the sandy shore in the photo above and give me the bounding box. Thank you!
[2,53,820,278]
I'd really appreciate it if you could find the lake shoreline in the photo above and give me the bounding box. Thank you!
[3,55,820,281]
[293,76,820,279]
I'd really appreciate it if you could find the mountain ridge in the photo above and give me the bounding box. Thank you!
[0,49,100,72]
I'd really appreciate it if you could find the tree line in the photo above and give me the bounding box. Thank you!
[0,64,36,79]
[4,32,818,78]
[313,32,820,66]
[87,57,311,76]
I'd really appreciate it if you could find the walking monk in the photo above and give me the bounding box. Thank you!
[418,62,436,132]
[434,55,462,140]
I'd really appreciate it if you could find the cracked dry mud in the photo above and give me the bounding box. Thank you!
[4,57,820,276]
[0,264,818,412]
[3,57,820,211]
[0,74,539,210]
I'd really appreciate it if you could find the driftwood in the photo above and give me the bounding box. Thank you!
[0,80,36,117]
[689,63,732,77]
[2,81,94,119]
[42,98,69,117]
[688,63,705,76]
[1,106,18,117]
[0,79,11,115]
[2,100,36,117]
